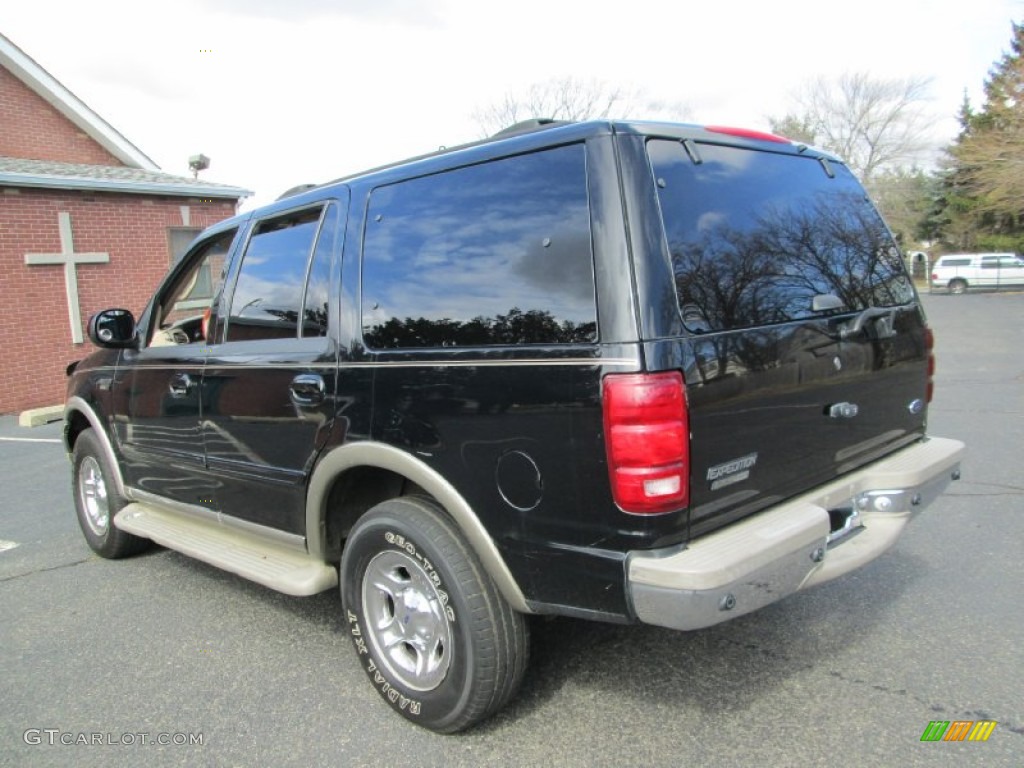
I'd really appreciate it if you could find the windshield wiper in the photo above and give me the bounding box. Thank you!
[839,306,896,340]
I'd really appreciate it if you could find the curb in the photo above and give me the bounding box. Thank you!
[18,405,64,427]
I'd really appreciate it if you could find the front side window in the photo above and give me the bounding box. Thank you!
[168,227,202,264]
[150,228,236,346]
[226,208,322,342]
[361,144,597,349]
[648,140,914,333]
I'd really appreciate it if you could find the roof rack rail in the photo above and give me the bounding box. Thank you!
[276,183,317,200]
[491,118,570,139]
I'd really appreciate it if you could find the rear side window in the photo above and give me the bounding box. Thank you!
[226,208,323,341]
[938,257,971,267]
[361,144,597,348]
[648,140,914,333]
[302,204,338,337]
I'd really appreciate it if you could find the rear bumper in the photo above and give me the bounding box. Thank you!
[627,436,964,631]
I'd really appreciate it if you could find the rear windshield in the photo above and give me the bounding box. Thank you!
[648,140,914,333]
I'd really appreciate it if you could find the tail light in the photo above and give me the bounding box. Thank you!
[704,125,790,144]
[602,372,689,514]
[925,326,935,403]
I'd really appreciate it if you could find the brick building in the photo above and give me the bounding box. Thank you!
[0,33,249,415]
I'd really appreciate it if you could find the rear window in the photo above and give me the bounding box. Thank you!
[938,257,972,267]
[648,140,914,333]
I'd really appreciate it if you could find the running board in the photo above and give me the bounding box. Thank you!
[114,503,338,596]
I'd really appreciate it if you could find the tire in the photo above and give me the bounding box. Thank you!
[948,278,968,295]
[341,496,529,733]
[71,429,150,558]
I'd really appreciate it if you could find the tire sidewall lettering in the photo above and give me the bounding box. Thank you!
[343,521,466,723]
[382,530,455,622]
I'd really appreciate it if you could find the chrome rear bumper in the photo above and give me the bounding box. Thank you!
[627,437,964,631]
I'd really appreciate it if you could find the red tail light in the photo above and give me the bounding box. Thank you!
[704,125,790,144]
[602,372,689,514]
[925,326,935,403]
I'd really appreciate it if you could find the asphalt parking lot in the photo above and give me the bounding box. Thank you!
[1,291,1021,767]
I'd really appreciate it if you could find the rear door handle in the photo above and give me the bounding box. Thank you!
[290,374,325,406]
[169,373,195,398]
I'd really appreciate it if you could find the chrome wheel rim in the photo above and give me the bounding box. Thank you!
[78,457,110,537]
[362,550,452,692]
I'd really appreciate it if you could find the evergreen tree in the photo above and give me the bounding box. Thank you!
[942,21,1024,251]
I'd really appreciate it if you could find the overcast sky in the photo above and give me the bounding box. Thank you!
[4,0,1022,209]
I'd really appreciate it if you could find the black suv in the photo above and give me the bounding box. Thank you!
[65,119,964,733]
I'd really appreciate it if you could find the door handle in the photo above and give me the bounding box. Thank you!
[169,373,195,398]
[290,374,325,406]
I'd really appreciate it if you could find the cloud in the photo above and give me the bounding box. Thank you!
[199,0,442,25]
[78,58,195,102]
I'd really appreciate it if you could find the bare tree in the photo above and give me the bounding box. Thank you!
[767,113,817,145]
[473,76,689,136]
[866,167,934,246]
[770,72,934,182]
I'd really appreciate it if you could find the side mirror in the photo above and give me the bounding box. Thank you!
[87,308,137,348]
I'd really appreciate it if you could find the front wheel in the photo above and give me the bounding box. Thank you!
[340,496,528,733]
[71,429,150,558]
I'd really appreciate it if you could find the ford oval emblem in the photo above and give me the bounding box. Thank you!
[908,398,924,415]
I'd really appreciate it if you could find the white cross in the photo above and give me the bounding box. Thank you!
[24,212,110,344]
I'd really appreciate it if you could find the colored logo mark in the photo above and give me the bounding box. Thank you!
[920,720,997,742]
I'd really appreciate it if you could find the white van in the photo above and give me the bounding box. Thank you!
[930,253,1024,294]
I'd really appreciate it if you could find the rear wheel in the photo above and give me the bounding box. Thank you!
[341,496,528,733]
[72,429,150,558]
[948,278,968,295]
